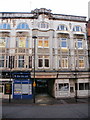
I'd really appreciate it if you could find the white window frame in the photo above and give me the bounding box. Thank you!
[61,57,68,68]
[38,37,49,48]
[38,56,50,69]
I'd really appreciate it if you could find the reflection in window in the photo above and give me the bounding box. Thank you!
[17,23,29,29]
[59,83,69,91]
[0,23,11,29]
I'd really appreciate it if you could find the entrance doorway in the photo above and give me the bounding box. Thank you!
[36,79,48,95]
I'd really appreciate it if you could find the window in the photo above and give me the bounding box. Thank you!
[8,56,15,69]
[0,55,4,67]
[18,55,24,68]
[79,56,84,68]
[38,22,49,29]
[79,83,89,90]
[77,40,83,48]
[29,56,32,68]
[38,56,49,68]
[16,37,29,48]
[0,37,9,48]
[0,23,11,29]
[61,38,67,48]
[73,26,82,32]
[17,23,29,29]
[59,83,69,91]
[38,37,49,48]
[57,25,68,31]
[61,57,68,68]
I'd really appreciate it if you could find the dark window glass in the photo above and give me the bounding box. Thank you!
[45,59,49,67]
[79,83,84,90]
[29,56,32,68]
[38,59,43,67]
[85,83,89,90]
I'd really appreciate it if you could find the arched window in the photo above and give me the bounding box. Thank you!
[57,24,68,31]
[73,26,82,32]
[0,23,11,29]
[38,22,49,29]
[17,23,29,29]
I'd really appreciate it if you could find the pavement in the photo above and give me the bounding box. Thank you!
[1,94,89,105]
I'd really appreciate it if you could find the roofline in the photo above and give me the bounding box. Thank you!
[0,12,87,18]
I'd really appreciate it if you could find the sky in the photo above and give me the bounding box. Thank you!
[0,0,89,19]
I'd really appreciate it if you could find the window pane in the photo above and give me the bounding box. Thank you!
[79,83,84,90]
[38,59,43,67]
[59,84,63,91]
[45,59,49,67]
[79,60,84,67]
[78,40,82,48]
[44,41,48,47]
[38,40,43,47]
[62,41,66,47]
[85,83,89,90]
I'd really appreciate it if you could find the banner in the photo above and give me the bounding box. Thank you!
[0,37,6,47]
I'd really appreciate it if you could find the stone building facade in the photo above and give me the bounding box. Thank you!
[0,8,89,99]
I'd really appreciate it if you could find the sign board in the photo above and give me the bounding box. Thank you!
[4,83,12,94]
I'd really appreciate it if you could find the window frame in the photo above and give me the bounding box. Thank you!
[17,23,29,29]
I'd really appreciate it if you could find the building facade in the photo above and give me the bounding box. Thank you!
[0,8,90,99]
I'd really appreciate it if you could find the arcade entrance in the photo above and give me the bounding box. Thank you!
[36,79,48,95]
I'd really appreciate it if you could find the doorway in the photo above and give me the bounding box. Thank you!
[36,79,48,95]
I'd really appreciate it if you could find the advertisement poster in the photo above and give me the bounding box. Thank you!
[4,83,12,94]
[14,84,21,94]
[0,37,6,47]
[19,37,26,47]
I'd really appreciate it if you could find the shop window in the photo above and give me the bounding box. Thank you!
[17,23,29,29]
[59,83,69,91]
[79,83,84,90]
[85,83,89,90]
[79,83,89,90]
[0,23,11,29]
